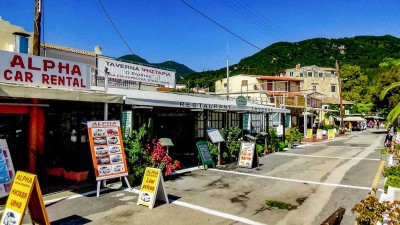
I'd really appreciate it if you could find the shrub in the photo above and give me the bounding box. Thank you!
[123,124,152,182]
[220,126,242,162]
[150,140,181,176]
[384,175,400,193]
[286,127,303,145]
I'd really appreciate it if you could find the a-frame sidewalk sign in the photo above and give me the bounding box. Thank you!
[196,141,215,170]
[137,167,169,209]
[0,171,50,225]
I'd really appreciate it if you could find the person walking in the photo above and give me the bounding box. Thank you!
[349,122,352,133]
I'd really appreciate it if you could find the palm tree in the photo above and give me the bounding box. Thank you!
[379,82,400,126]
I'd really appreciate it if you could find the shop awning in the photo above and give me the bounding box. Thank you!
[0,83,123,103]
[114,89,289,113]
[343,116,366,122]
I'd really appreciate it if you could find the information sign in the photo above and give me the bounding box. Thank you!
[0,171,49,225]
[87,121,129,181]
[0,139,15,198]
[207,129,224,143]
[328,129,335,140]
[242,114,251,131]
[238,142,257,168]
[121,110,132,137]
[137,167,169,209]
[196,141,215,169]
[306,129,313,139]
[316,129,323,140]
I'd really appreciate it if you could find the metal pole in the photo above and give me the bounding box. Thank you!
[304,94,307,138]
[336,61,344,133]
[217,142,221,166]
[226,42,229,100]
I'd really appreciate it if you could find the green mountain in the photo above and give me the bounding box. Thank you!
[185,35,400,90]
[118,54,195,78]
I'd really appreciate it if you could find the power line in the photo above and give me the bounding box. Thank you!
[98,0,135,55]
[179,0,263,51]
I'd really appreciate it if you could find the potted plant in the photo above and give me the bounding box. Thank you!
[285,127,303,149]
[351,191,391,225]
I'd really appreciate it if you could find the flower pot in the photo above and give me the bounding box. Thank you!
[63,170,89,182]
[46,168,64,177]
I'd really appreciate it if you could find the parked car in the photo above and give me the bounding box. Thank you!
[140,193,151,203]
[97,156,110,165]
[111,155,122,163]
[94,138,107,145]
[108,137,119,145]
[109,146,121,153]
[99,166,111,174]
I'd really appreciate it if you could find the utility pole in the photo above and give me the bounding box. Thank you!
[336,60,344,133]
[226,42,229,100]
[33,0,42,56]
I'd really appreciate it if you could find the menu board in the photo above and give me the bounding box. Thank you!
[196,141,215,169]
[0,139,15,198]
[316,129,323,140]
[88,121,128,181]
[238,142,256,168]
[328,129,335,140]
[207,129,224,143]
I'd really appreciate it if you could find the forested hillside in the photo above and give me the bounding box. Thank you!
[183,35,400,91]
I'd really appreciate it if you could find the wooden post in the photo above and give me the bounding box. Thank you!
[28,99,38,173]
[33,0,42,56]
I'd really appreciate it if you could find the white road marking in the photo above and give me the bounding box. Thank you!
[126,188,266,225]
[275,152,380,161]
[209,169,383,192]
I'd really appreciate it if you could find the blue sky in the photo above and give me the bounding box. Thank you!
[1,0,400,72]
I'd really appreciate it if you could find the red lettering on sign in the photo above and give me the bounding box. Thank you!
[71,65,82,76]
[58,63,69,74]
[10,55,25,68]
[28,57,40,70]
[43,60,55,71]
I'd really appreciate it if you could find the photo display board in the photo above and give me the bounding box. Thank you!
[88,121,129,181]
[0,139,15,198]
[207,129,224,143]
[196,141,215,169]
[238,142,256,168]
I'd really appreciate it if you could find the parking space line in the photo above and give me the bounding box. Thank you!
[275,152,380,161]
[126,188,267,225]
[209,169,383,192]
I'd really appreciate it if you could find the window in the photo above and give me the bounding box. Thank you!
[307,72,313,77]
[312,86,317,92]
[318,72,323,78]
[331,85,336,92]
[223,83,227,88]
[300,73,303,77]
[289,72,294,77]
[241,80,248,86]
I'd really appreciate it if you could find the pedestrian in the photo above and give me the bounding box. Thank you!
[349,122,352,132]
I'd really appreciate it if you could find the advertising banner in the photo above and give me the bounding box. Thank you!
[137,167,168,209]
[328,129,335,140]
[98,57,176,87]
[306,129,313,139]
[0,171,49,225]
[0,139,15,198]
[87,121,129,181]
[0,50,90,90]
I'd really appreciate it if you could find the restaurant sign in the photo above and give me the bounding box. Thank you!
[98,57,176,87]
[0,50,90,90]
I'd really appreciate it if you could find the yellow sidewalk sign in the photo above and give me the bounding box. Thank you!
[306,129,313,139]
[137,167,168,209]
[0,171,49,225]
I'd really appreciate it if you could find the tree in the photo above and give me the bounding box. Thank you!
[379,81,400,126]
[340,64,370,103]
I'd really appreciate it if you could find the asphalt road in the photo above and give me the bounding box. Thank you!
[18,128,387,225]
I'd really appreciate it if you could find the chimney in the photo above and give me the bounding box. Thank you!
[94,45,102,55]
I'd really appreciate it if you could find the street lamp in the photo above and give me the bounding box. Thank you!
[180,76,189,93]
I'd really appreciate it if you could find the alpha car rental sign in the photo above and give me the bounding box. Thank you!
[0,50,90,90]
[98,57,176,87]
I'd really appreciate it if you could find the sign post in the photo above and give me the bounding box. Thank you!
[196,141,215,170]
[137,167,168,209]
[87,121,130,197]
[0,171,49,225]
[206,129,225,166]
